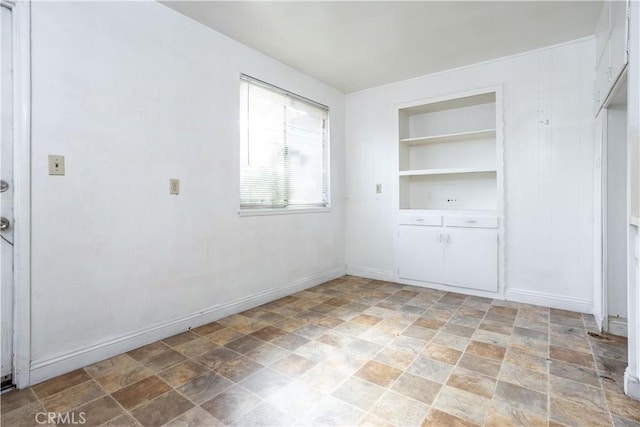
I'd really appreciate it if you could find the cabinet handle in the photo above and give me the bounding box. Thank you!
[439,233,443,243]
[415,218,424,222]
[446,234,451,244]
[465,219,477,224]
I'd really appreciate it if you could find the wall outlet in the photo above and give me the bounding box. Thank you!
[376,183,382,194]
[169,178,180,195]
[48,155,65,176]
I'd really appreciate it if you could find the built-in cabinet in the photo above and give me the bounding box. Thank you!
[595,0,629,112]
[396,88,502,294]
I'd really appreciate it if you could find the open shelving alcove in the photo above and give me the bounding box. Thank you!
[395,87,504,294]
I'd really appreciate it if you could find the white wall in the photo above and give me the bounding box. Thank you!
[29,1,345,383]
[345,38,595,311]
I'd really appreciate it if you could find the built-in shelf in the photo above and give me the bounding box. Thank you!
[631,216,640,227]
[399,168,497,177]
[400,129,496,146]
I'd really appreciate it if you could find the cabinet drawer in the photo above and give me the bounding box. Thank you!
[446,216,498,229]
[399,214,442,226]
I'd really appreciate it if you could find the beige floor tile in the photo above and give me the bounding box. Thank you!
[7,277,639,427]
[370,390,430,427]
[485,399,548,427]
[550,396,613,427]
[458,353,502,378]
[499,362,548,394]
[494,380,548,419]
[422,408,479,427]
[332,377,385,411]
[549,375,608,411]
[433,385,491,425]
[42,380,105,413]
[175,371,233,404]
[549,345,596,369]
[93,363,153,393]
[392,371,442,404]
[32,369,92,399]
[110,376,171,410]
[504,348,549,374]
[238,367,291,398]
[605,390,640,423]
[164,406,223,427]
[447,366,496,398]
[421,342,462,365]
[0,387,39,414]
[298,362,347,393]
[374,346,416,370]
[354,360,402,387]
[130,391,194,427]
[407,354,454,383]
[466,340,506,361]
[66,395,123,426]
[157,359,209,388]
[201,385,262,424]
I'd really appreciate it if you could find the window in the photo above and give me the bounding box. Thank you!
[239,75,329,211]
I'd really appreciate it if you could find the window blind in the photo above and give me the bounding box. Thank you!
[240,75,329,209]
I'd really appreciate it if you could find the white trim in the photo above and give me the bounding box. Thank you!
[593,111,605,332]
[29,266,345,385]
[1,0,30,389]
[345,266,395,282]
[625,368,640,400]
[238,207,332,217]
[607,316,628,337]
[505,289,592,314]
[397,278,503,300]
[393,85,506,300]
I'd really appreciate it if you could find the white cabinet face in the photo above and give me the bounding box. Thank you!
[595,1,610,67]
[443,229,498,292]
[596,43,611,109]
[397,226,445,283]
[610,0,628,83]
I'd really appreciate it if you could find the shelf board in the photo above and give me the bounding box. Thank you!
[400,129,496,146]
[399,167,497,177]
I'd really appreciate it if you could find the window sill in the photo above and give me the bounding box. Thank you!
[238,207,332,217]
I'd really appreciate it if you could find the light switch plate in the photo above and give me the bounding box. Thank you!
[48,155,65,175]
[169,178,180,195]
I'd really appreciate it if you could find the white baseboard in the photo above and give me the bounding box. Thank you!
[607,316,628,337]
[345,265,395,282]
[396,277,503,300]
[625,368,640,400]
[505,288,592,313]
[29,266,346,385]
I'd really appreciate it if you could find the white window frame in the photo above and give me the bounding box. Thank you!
[238,75,331,216]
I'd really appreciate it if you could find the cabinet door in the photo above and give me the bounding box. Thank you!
[610,0,628,83]
[397,226,445,283]
[595,41,611,112]
[595,1,610,67]
[444,228,497,292]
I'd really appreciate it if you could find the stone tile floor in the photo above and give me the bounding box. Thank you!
[2,275,639,426]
